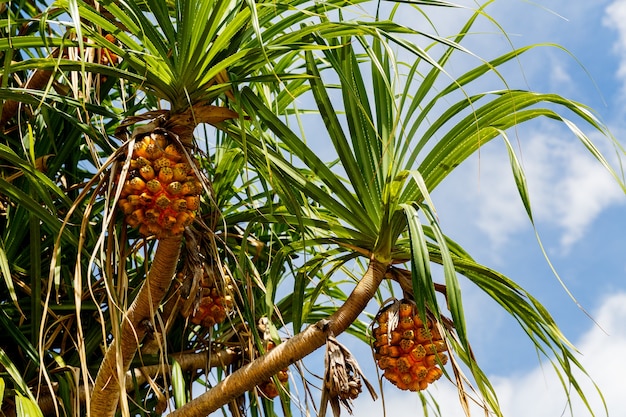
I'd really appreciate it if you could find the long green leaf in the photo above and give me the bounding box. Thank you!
[303,50,382,229]
[15,394,44,417]
[501,132,533,220]
[238,87,377,235]
[0,240,20,313]
[400,204,438,314]
[172,358,186,409]
[0,348,35,400]
[0,178,77,245]
[419,203,469,353]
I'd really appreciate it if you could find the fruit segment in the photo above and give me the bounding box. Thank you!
[117,130,201,238]
[187,269,234,328]
[373,300,448,392]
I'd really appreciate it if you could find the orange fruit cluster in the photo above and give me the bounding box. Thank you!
[189,273,234,328]
[118,131,201,238]
[101,34,119,66]
[257,341,289,399]
[373,301,448,391]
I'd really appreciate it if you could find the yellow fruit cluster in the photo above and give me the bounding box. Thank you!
[189,278,234,328]
[373,301,448,391]
[257,341,289,399]
[118,131,201,238]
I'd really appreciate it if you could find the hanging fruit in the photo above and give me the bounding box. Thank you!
[372,299,448,391]
[187,265,234,328]
[256,340,289,399]
[100,34,120,66]
[117,128,202,238]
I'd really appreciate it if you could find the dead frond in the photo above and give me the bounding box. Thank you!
[319,335,377,417]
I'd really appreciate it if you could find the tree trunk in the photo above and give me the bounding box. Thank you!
[168,257,389,417]
[89,235,182,416]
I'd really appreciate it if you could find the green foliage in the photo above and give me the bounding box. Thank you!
[0,0,623,416]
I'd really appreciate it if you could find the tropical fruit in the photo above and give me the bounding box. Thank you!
[372,300,448,391]
[117,129,201,238]
[188,267,234,328]
[101,34,119,66]
[257,340,289,399]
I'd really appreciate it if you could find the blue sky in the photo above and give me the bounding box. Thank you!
[348,1,626,416]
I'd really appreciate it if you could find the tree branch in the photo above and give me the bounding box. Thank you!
[126,348,239,391]
[168,257,389,417]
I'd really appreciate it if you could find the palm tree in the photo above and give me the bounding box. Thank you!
[0,0,623,416]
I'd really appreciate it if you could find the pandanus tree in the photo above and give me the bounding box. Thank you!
[0,0,624,416]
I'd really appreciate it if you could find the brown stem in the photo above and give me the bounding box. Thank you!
[166,104,240,139]
[387,267,447,298]
[168,257,389,417]
[126,348,239,392]
[89,235,182,416]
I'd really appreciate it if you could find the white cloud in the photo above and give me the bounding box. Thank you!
[352,291,626,417]
[441,126,625,255]
[517,129,624,252]
[549,60,574,87]
[604,0,626,93]
[551,147,624,249]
